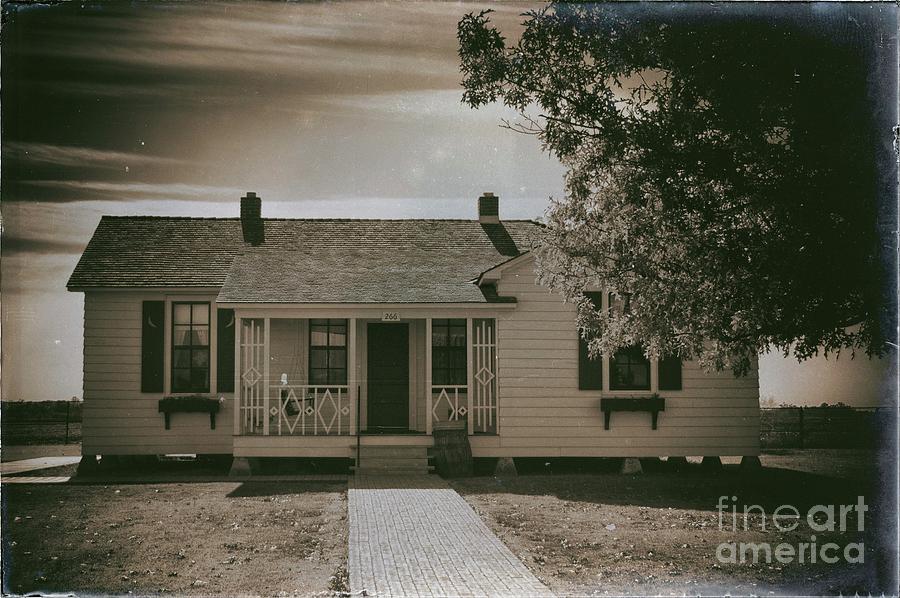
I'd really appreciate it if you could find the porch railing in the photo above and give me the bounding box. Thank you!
[237,384,350,436]
[431,385,468,423]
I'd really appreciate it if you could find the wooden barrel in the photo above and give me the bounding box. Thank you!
[432,421,473,477]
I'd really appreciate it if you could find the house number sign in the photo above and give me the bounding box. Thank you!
[381,312,401,322]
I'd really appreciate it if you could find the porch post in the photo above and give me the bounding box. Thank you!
[425,317,433,435]
[348,317,357,435]
[233,315,242,435]
[466,318,474,436]
[263,317,270,436]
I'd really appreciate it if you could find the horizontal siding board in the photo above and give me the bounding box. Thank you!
[499,339,577,351]
[84,390,166,399]
[497,319,582,331]
[234,436,352,448]
[498,358,576,369]
[234,447,350,457]
[496,329,582,341]
[85,337,141,348]
[85,328,143,339]
[84,370,141,381]
[84,443,232,454]
[473,447,758,458]
[84,379,141,392]
[87,319,142,330]
[85,346,142,356]
[498,435,759,448]
[494,426,759,439]
[83,363,140,374]
[499,416,759,429]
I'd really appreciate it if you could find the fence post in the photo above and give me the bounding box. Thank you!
[65,401,70,444]
[798,407,804,449]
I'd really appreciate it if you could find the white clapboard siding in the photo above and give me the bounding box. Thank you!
[493,258,760,458]
[82,292,233,456]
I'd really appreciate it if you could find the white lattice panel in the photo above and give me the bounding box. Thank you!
[473,318,497,433]
[240,319,265,434]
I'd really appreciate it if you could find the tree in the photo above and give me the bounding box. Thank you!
[458,4,887,374]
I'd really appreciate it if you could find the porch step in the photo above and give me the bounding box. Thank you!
[352,467,435,476]
[352,446,429,459]
[353,457,429,469]
[352,445,432,475]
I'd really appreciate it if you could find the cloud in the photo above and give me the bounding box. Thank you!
[0,235,86,256]
[4,142,195,169]
[14,180,246,203]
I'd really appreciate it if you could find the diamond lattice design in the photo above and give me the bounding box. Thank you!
[241,367,261,386]
[270,406,279,416]
[474,367,495,387]
[279,389,304,435]
[305,406,315,416]
[317,390,338,433]
[432,388,464,421]
[341,406,350,416]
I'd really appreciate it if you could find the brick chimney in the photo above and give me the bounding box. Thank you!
[240,192,263,245]
[478,192,500,224]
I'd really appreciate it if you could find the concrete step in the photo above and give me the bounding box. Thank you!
[352,466,434,475]
[354,446,429,459]
[355,457,428,469]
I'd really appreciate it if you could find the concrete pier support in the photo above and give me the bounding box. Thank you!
[493,457,518,477]
[620,457,643,474]
[229,457,252,477]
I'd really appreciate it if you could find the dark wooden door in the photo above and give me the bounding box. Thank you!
[366,323,409,431]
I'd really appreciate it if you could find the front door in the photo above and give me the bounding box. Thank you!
[366,323,409,431]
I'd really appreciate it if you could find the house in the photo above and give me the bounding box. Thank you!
[67,192,760,474]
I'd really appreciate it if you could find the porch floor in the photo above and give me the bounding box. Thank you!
[348,474,552,597]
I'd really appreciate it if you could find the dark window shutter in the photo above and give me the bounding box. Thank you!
[659,355,682,391]
[217,309,236,392]
[141,301,165,393]
[578,292,603,390]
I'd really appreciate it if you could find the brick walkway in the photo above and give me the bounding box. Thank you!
[349,475,553,597]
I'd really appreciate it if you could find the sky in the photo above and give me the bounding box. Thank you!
[1,1,895,406]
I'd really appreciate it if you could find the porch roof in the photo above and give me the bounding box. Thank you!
[217,246,516,303]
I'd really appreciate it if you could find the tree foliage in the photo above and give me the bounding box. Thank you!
[458,4,886,374]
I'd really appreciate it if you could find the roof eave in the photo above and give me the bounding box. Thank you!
[475,251,535,286]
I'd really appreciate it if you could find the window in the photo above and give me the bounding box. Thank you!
[610,345,651,391]
[172,302,210,393]
[658,355,683,390]
[578,292,603,390]
[432,319,466,385]
[309,319,347,385]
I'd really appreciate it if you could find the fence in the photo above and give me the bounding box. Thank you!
[1,401,83,445]
[760,406,884,449]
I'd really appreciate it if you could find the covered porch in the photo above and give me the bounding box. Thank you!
[227,307,506,455]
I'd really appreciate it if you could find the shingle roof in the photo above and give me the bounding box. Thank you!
[67,217,540,303]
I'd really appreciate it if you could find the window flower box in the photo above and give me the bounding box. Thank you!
[159,395,223,430]
[600,394,665,430]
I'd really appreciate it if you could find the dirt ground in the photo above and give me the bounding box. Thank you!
[2,481,348,596]
[453,450,887,596]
